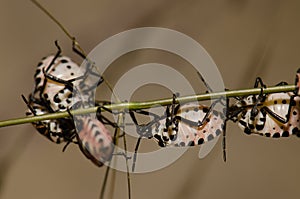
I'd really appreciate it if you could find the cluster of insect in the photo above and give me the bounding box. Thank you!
[22,38,300,171]
[22,41,115,166]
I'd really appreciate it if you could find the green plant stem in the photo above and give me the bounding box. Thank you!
[0,84,296,128]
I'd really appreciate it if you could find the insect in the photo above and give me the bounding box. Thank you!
[22,41,85,144]
[129,73,228,171]
[227,70,300,138]
[68,107,116,167]
[23,39,118,167]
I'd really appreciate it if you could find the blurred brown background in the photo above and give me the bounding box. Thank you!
[0,0,300,199]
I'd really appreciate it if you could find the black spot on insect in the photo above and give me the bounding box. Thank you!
[58,104,66,109]
[188,141,194,146]
[244,128,251,135]
[162,136,169,142]
[282,131,289,137]
[170,134,177,141]
[179,142,185,147]
[54,95,62,103]
[70,73,74,76]
[94,130,100,137]
[282,100,287,104]
[158,141,166,147]
[259,117,266,122]
[98,138,103,143]
[272,133,280,138]
[66,65,72,69]
[66,99,72,104]
[274,100,277,104]
[239,120,247,127]
[37,62,43,67]
[215,129,221,136]
[256,125,264,131]
[25,112,32,116]
[35,69,41,76]
[293,111,297,115]
[68,93,73,98]
[290,99,296,106]
[265,133,271,137]
[194,108,199,112]
[206,118,210,123]
[154,134,161,140]
[35,78,41,86]
[207,134,214,141]
[203,130,206,134]
[249,124,255,130]
[61,59,68,63]
[212,110,219,116]
[241,100,247,106]
[202,107,209,113]
[43,93,49,99]
[292,127,299,134]
[198,138,204,145]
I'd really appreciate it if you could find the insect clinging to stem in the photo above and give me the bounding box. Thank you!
[227,68,300,138]
[129,72,228,171]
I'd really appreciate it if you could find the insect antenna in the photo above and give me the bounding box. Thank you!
[30,0,118,102]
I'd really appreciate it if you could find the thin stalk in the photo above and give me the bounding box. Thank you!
[100,113,123,199]
[30,0,119,102]
[0,84,296,128]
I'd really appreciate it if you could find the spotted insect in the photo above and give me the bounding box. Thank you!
[23,41,103,143]
[67,106,115,166]
[228,71,300,138]
[155,95,226,148]
[129,73,228,171]
[23,41,85,143]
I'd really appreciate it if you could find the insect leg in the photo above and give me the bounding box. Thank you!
[129,109,162,172]
[44,40,62,73]
[96,105,119,128]
[196,71,213,92]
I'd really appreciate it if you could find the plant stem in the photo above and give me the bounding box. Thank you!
[0,84,295,128]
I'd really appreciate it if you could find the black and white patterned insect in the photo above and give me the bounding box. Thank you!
[23,40,117,166]
[68,107,116,167]
[131,95,227,147]
[23,41,86,144]
[228,70,300,138]
[129,73,228,171]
